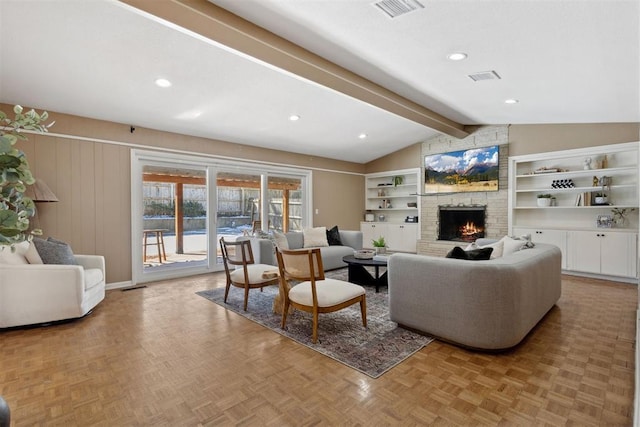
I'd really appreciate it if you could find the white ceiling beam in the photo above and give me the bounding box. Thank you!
[120,0,469,139]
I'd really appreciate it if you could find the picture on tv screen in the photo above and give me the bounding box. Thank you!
[424,145,499,193]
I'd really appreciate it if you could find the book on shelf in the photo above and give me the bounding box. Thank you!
[575,192,594,206]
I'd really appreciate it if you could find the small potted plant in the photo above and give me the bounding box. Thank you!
[392,175,404,187]
[372,236,387,254]
[536,194,554,207]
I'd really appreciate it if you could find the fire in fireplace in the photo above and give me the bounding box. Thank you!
[438,205,486,241]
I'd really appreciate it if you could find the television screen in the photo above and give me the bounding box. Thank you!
[424,145,499,193]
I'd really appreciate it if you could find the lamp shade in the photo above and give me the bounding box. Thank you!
[24,179,59,202]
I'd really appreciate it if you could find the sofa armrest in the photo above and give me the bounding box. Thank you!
[338,230,362,250]
[0,264,85,303]
[75,254,105,272]
[242,237,277,266]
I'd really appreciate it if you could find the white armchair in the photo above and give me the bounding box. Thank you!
[0,254,105,328]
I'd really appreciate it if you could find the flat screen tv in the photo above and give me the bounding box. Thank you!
[424,145,499,193]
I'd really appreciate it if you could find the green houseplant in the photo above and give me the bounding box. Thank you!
[372,235,386,254]
[0,105,52,246]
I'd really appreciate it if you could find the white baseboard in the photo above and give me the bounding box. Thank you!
[106,281,133,290]
[561,270,638,284]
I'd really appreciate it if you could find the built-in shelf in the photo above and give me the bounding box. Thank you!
[509,141,639,282]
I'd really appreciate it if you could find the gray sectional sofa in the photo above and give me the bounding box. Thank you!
[388,240,562,350]
[249,230,363,271]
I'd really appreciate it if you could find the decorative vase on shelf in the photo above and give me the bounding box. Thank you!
[594,195,607,205]
[536,195,553,207]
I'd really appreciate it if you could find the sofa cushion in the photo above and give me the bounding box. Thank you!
[446,246,493,260]
[303,227,328,248]
[0,241,30,265]
[326,225,343,246]
[33,237,78,265]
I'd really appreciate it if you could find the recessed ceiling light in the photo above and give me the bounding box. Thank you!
[447,52,467,61]
[505,99,519,104]
[155,78,172,88]
[289,114,300,121]
[358,133,368,139]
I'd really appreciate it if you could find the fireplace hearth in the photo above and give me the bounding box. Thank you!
[438,205,486,242]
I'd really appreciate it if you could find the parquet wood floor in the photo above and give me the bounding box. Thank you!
[0,273,635,426]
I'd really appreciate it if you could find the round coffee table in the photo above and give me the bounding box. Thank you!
[342,254,388,293]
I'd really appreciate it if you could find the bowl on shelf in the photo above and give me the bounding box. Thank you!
[354,250,375,259]
[407,202,417,208]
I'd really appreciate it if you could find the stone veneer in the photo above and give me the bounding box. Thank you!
[418,125,509,257]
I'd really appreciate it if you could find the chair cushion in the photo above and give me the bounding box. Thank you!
[230,263,279,285]
[84,268,104,290]
[289,279,365,307]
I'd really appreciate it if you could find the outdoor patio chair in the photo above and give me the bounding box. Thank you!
[275,247,367,343]
[219,237,280,311]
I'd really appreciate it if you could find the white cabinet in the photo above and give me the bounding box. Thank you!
[361,222,382,249]
[385,223,418,253]
[360,222,418,253]
[513,227,568,269]
[568,231,637,278]
[509,141,639,281]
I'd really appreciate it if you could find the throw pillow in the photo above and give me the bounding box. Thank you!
[25,242,44,264]
[326,225,342,246]
[272,230,289,250]
[465,239,504,259]
[511,234,535,249]
[465,247,494,260]
[33,237,78,265]
[500,235,527,256]
[303,227,328,248]
[446,246,493,260]
[0,241,30,265]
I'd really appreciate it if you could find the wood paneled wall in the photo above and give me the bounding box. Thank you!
[8,105,366,284]
[18,134,132,284]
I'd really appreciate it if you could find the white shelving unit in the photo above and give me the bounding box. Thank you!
[509,141,639,281]
[362,168,420,253]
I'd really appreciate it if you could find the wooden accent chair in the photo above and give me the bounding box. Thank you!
[276,248,367,343]
[219,237,279,311]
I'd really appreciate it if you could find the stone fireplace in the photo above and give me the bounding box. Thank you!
[418,125,509,256]
[438,205,486,242]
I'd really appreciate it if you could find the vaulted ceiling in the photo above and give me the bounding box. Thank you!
[1,0,637,163]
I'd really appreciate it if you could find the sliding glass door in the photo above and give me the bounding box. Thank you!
[267,174,303,232]
[132,150,311,284]
[142,165,208,272]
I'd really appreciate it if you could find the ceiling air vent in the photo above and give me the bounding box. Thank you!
[374,0,425,19]
[468,70,501,82]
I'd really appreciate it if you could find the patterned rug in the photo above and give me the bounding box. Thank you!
[196,268,432,378]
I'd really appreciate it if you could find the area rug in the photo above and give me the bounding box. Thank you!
[196,269,432,378]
